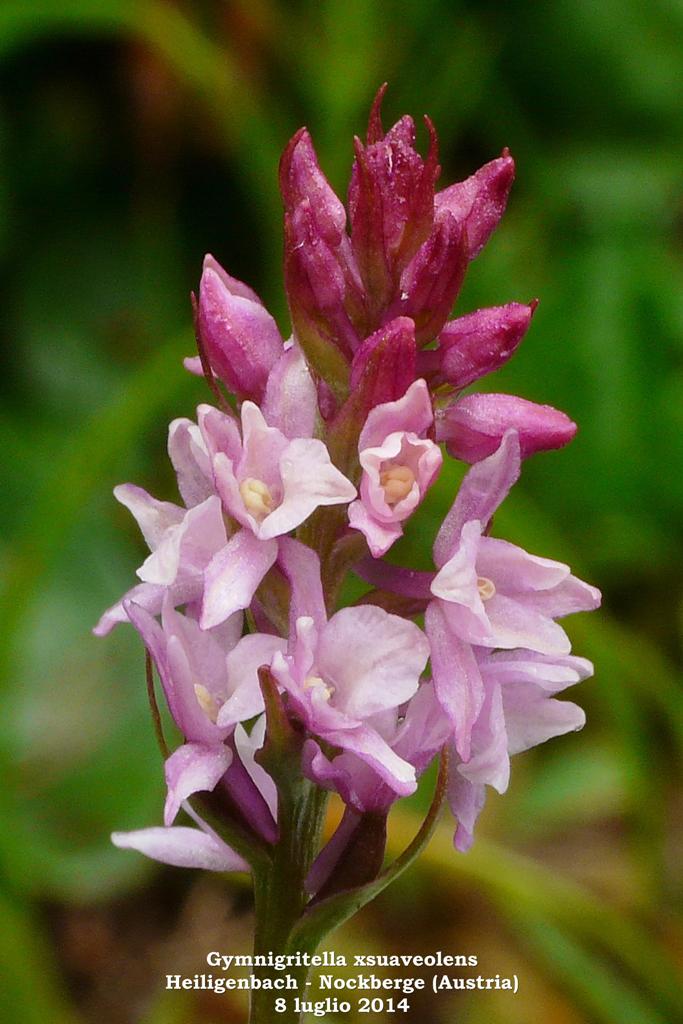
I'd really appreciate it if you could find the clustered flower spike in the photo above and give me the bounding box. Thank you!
[99,87,600,894]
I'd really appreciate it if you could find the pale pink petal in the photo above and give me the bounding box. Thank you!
[201,529,278,628]
[393,681,451,773]
[277,536,327,632]
[112,826,247,872]
[164,635,229,744]
[348,499,403,557]
[114,483,184,550]
[448,775,486,853]
[483,651,593,692]
[425,601,484,760]
[183,355,203,376]
[259,438,356,540]
[476,536,570,594]
[501,683,586,755]
[518,574,602,616]
[168,418,213,508]
[217,633,288,728]
[457,684,510,793]
[163,743,232,826]
[359,432,441,525]
[431,521,492,642]
[124,600,227,744]
[161,598,229,688]
[212,452,252,529]
[138,496,228,585]
[234,718,278,820]
[238,402,289,489]
[262,343,318,439]
[484,593,571,655]
[358,379,434,450]
[434,430,520,568]
[320,724,417,796]
[93,581,165,636]
[316,605,428,718]
[197,403,242,464]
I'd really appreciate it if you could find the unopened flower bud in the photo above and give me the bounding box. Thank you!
[279,127,347,247]
[393,210,467,345]
[197,255,282,402]
[283,203,356,401]
[435,150,515,260]
[350,317,417,413]
[437,392,577,463]
[434,301,536,389]
[349,96,440,310]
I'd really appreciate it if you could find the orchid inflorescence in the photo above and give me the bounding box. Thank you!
[97,88,600,997]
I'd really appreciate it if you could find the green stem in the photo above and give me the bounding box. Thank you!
[289,746,450,954]
[249,782,328,1024]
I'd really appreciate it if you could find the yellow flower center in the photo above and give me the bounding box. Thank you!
[240,477,275,521]
[194,683,220,723]
[477,576,496,601]
[303,675,335,701]
[380,465,415,506]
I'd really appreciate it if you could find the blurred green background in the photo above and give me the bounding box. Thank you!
[1,1,681,1021]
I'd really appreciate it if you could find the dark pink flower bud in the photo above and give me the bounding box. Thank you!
[287,201,348,320]
[349,97,440,308]
[197,255,283,401]
[435,150,515,260]
[284,202,357,399]
[393,210,467,346]
[437,392,577,463]
[350,316,417,411]
[434,301,536,389]
[279,127,347,247]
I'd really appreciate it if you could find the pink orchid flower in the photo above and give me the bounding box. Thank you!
[199,400,356,628]
[94,487,228,636]
[348,379,442,556]
[448,649,592,851]
[426,431,600,758]
[270,540,430,794]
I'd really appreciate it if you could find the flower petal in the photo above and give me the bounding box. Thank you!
[262,342,318,439]
[502,683,586,756]
[425,601,484,760]
[217,633,288,728]
[114,483,184,550]
[259,438,356,540]
[484,593,571,655]
[320,724,417,796]
[138,496,228,586]
[434,430,520,567]
[93,581,165,636]
[168,418,213,508]
[348,499,403,557]
[112,826,247,872]
[201,529,278,629]
[317,605,429,718]
[164,742,232,826]
[476,536,570,594]
[277,536,327,633]
[358,378,434,451]
[448,775,486,853]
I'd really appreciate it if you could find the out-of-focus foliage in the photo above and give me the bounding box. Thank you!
[0,1,681,1021]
